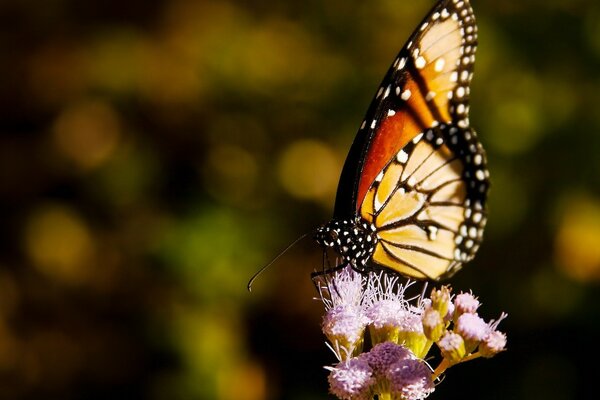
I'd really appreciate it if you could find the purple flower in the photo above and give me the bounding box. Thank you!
[316,269,508,399]
[387,358,435,400]
[327,357,375,400]
[364,341,414,377]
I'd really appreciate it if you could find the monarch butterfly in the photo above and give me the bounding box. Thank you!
[314,0,489,281]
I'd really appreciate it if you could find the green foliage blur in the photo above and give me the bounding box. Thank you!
[1,0,599,399]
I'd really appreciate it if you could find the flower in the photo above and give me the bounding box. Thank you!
[454,292,480,316]
[422,307,444,342]
[327,357,375,400]
[323,304,368,359]
[314,266,507,400]
[316,266,365,310]
[437,331,466,363]
[455,312,488,352]
[387,358,435,400]
[430,286,452,317]
[364,341,414,377]
[480,330,507,357]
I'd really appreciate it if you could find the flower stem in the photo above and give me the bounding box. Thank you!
[432,358,451,381]
[461,352,482,363]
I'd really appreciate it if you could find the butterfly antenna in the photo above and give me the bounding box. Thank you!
[247,233,309,292]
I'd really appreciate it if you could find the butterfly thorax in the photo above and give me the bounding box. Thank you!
[314,217,378,269]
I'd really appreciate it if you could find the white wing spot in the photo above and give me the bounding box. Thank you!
[397,57,407,70]
[412,133,423,143]
[434,58,445,72]
[387,109,396,117]
[401,89,412,100]
[397,150,408,163]
[383,85,391,99]
[415,56,426,69]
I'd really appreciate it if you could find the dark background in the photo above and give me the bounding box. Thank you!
[1,0,599,399]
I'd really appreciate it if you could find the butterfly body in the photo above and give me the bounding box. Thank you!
[316,0,488,281]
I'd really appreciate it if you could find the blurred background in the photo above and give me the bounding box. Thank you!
[1,0,599,399]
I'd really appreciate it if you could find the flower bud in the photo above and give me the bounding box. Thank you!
[454,292,480,316]
[455,312,488,353]
[422,307,444,342]
[437,331,466,364]
[430,286,452,318]
[479,330,507,358]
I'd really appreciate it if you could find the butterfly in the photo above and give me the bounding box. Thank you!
[314,0,489,281]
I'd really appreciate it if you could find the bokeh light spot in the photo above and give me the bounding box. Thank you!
[24,204,94,285]
[217,360,266,400]
[53,99,121,170]
[554,195,600,282]
[278,139,340,202]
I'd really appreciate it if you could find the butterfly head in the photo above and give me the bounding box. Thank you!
[314,218,378,269]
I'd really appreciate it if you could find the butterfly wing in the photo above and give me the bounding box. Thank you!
[333,0,487,280]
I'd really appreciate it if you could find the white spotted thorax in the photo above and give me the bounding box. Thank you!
[315,218,378,269]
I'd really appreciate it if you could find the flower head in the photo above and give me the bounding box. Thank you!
[455,313,488,342]
[387,358,435,400]
[437,331,466,363]
[327,357,375,400]
[316,266,365,310]
[480,330,508,357]
[323,304,368,359]
[454,292,480,315]
[422,307,444,342]
[364,341,414,377]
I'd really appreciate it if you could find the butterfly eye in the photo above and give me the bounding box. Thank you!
[330,230,339,242]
